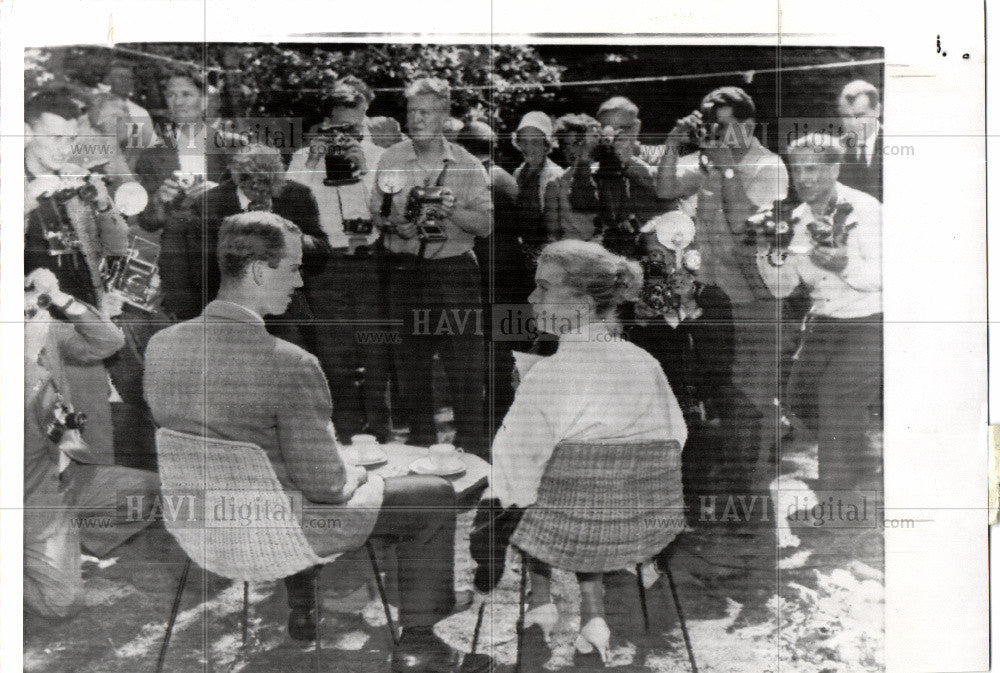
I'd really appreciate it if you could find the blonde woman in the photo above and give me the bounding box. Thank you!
[489,239,688,664]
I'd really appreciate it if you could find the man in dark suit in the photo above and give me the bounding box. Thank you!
[144,212,491,672]
[158,143,330,349]
[836,80,883,202]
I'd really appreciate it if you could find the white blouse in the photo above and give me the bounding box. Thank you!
[489,327,688,508]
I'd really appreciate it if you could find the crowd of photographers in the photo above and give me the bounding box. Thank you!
[23,58,883,619]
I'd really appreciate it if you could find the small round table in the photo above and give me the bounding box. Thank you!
[353,442,491,507]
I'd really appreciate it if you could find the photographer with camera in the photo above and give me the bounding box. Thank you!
[24,90,137,467]
[159,142,327,357]
[756,133,882,492]
[134,72,229,234]
[656,87,789,303]
[545,99,669,255]
[24,267,157,619]
[656,87,789,478]
[370,78,492,457]
[287,83,393,441]
[545,113,601,241]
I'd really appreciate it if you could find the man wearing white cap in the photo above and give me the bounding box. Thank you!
[511,111,563,254]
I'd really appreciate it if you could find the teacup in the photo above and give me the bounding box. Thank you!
[350,435,383,463]
[428,443,463,470]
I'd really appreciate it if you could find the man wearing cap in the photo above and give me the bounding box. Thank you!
[370,78,492,458]
[287,83,392,441]
[511,112,563,254]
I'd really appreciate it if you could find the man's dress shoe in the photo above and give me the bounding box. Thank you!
[288,608,317,641]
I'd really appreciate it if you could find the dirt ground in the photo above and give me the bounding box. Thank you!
[23,422,884,673]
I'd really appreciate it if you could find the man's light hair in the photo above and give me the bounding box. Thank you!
[786,132,846,163]
[228,143,286,179]
[404,78,451,108]
[218,212,300,280]
[596,96,639,122]
[839,80,880,111]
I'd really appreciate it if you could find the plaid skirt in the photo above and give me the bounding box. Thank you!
[511,440,685,573]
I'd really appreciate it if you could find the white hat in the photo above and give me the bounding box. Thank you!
[512,111,556,147]
[640,211,696,251]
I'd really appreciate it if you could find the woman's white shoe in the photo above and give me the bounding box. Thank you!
[523,602,559,642]
[574,616,611,664]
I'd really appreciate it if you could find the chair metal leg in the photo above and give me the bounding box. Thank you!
[635,564,650,633]
[313,571,322,673]
[155,557,192,673]
[515,551,528,673]
[470,601,486,655]
[241,582,249,646]
[366,541,399,646]
[663,563,698,673]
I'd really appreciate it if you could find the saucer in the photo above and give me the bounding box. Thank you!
[409,457,466,477]
[344,448,388,467]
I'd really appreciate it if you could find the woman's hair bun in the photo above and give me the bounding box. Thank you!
[614,259,643,304]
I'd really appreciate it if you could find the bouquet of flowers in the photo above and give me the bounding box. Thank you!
[636,211,703,322]
[746,198,800,266]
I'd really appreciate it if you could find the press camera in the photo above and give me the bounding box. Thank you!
[404,186,450,242]
[309,123,363,186]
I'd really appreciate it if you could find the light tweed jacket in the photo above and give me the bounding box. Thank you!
[143,300,383,556]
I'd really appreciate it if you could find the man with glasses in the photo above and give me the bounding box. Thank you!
[287,83,393,442]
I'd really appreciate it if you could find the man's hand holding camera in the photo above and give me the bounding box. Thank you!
[665,111,704,147]
[307,133,367,173]
[809,244,850,274]
[154,173,215,209]
[422,187,456,219]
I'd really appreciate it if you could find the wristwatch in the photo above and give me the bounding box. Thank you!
[722,168,736,180]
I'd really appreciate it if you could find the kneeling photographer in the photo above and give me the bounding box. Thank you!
[370,78,492,458]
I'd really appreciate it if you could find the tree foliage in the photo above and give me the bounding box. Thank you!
[25,43,564,132]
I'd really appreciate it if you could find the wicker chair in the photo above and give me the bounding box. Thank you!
[510,440,698,672]
[153,428,396,673]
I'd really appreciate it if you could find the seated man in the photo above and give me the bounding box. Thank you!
[143,212,490,673]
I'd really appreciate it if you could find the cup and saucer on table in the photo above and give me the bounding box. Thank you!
[409,443,467,478]
[344,434,388,468]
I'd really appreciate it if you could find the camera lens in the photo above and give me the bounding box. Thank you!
[65,411,87,431]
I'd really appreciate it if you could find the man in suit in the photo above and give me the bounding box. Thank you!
[836,80,883,202]
[144,212,491,672]
[158,143,330,350]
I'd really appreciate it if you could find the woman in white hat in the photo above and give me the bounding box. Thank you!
[512,111,564,254]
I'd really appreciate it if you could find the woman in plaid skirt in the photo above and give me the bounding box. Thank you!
[489,240,688,664]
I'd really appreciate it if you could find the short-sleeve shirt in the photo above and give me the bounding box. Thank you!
[676,138,789,304]
[369,138,492,259]
[287,134,384,250]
